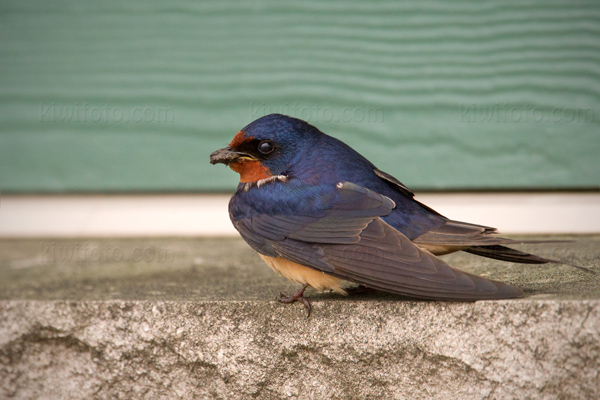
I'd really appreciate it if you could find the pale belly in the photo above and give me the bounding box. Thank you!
[259,254,348,295]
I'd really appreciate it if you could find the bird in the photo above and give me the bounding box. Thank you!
[210,113,559,316]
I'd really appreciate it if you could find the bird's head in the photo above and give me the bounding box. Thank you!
[210,114,320,182]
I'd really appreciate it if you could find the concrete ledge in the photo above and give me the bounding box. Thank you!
[1,236,599,399]
[2,299,598,400]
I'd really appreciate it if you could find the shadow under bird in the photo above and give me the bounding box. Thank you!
[210,114,560,316]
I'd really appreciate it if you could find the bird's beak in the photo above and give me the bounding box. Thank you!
[210,147,257,165]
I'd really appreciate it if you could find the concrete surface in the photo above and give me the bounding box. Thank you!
[0,236,599,399]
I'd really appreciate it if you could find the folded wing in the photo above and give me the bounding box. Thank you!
[233,182,523,300]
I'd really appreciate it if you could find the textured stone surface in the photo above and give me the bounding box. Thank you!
[0,236,599,399]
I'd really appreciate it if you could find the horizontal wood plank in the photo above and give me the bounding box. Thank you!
[0,0,599,191]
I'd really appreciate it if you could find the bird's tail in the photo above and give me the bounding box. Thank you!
[464,245,550,264]
[464,245,597,275]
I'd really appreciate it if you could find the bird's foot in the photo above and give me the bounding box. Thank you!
[277,284,312,318]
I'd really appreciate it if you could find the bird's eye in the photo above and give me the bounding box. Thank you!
[258,140,276,155]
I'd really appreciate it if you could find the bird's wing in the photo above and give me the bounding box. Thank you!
[413,219,501,246]
[233,182,522,300]
[373,168,414,198]
[413,220,555,263]
[374,167,559,265]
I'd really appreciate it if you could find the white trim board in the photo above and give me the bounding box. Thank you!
[0,193,598,238]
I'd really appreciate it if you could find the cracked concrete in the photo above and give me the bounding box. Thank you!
[0,236,599,399]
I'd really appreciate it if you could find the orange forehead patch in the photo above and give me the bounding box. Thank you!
[229,160,272,183]
[229,130,253,148]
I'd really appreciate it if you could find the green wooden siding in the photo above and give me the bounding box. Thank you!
[1,0,599,192]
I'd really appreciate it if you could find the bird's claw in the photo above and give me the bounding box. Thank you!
[277,284,312,318]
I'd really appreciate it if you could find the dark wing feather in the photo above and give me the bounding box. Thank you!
[464,245,552,264]
[414,219,560,264]
[413,220,510,247]
[414,219,558,248]
[234,182,522,301]
[373,168,414,198]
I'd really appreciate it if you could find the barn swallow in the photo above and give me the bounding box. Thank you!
[210,114,556,316]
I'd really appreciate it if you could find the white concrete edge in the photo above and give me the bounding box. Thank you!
[0,193,598,238]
